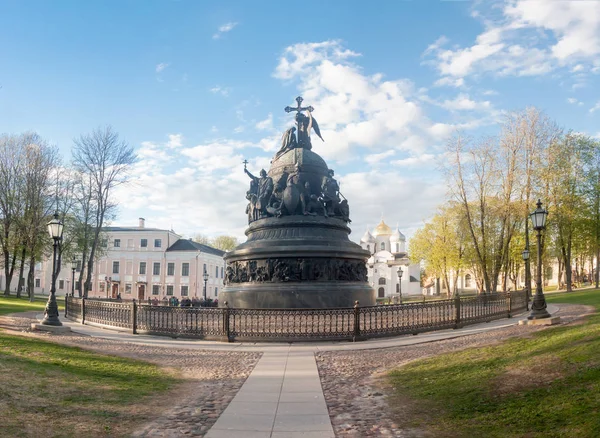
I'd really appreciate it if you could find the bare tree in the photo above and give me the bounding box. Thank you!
[72,126,136,297]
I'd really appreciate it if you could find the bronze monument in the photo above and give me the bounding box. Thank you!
[220,96,375,308]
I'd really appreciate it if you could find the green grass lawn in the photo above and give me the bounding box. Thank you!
[0,295,64,316]
[0,332,181,437]
[388,289,600,438]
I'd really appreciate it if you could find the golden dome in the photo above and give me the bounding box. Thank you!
[373,219,392,236]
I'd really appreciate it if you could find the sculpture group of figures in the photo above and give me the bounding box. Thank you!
[244,166,349,224]
[243,96,351,225]
[224,258,368,285]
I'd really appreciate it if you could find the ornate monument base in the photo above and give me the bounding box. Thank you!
[219,96,375,309]
[221,215,375,308]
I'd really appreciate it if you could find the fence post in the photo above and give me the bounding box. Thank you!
[507,291,512,318]
[223,301,231,342]
[81,298,86,324]
[454,293,461,329]
[353,300,361,342]
[131,299,138,334]
[64,296,68,318]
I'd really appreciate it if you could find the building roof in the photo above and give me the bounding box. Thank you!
[373,219,392,236]
[390,228,406,242]
[166,238,226,256]
[360,229,376,243]
[102,226,173,233]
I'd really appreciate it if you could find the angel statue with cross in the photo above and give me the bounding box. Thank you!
[274,96,324,160]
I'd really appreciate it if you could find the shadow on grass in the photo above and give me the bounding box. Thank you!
[387,290,600,438]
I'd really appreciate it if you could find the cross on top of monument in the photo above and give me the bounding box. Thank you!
[284,96,314,115]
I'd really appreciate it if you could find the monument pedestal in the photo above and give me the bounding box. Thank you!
[221,215,375,309]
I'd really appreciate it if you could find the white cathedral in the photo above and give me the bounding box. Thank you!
[360,219,422,299]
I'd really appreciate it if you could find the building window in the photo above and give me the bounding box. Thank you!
[101,239,108,248]
[215,287,218,296]
[203,263,207,274]
[182,263,190,276]
[125,283,132,294]
[465,274,472,288]
[75,281,80,291]
[380,242,385,251]
[378,287,385,298]
[35,278,40,288]
[181,285,188,296]
[220,267,223,278]
[154,239,162,248]
[141,239,147,248]
[153,263,160,275]
[59,280,64,289]
[378,277,386,285]
[139,262,146,275]
[166,285,174,296]
[167,262,175,276]
[396,283,399,293]
[76,261,81,271]
[215,266,218,277]
[152,285,160,295]
[113,261,120,274]
[114,239,120,248]
[396,243,400,252]
[367,244,370,252]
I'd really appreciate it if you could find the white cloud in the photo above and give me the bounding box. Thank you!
[156,62,170,73]
[255,113,273,131]
[391,153,436,167]
[433,77,465,88]
[234,125,245,133]
[340,171,446,242]
[166,134,183,148]
[212,22,238,39]
[365,150,395,165]
[590,101,600,113]
[424,1,600,84]
[210,85,232,97]
[567,97,583,106]
[440,93,492,111]
[113,40,497,241]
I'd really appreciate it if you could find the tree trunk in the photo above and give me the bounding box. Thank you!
[27,256,35,302]
[16,247,26,298]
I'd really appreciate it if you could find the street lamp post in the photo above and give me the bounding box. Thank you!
[528,199,551,320]
[521,248,530,311]
[71,258,77,297]
[397,267,403,304]
[42,212,64,326]
[203,269,209,303]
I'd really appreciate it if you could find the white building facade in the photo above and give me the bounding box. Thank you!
[360,219,421,299]
[22,218,226,300]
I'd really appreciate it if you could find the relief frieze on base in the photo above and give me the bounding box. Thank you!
[224,258,368,285]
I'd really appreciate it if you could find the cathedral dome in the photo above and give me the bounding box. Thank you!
[373,219,392,236]
[390,228,406,242]
[360,229,376,243]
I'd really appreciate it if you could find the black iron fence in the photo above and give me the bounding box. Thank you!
[65,290,528,342]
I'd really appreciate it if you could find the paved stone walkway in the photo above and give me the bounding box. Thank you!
[48,306,560,437]
[206,350,334,438]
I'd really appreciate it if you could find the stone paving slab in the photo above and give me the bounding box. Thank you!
[206,349,336,438]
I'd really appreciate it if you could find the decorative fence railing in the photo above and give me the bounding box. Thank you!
[65,290,528,342]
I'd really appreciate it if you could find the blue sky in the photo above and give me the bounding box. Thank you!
[2,0,600,241]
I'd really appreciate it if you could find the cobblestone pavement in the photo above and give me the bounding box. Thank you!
[3,305,594,437]
[315,304,594,437]
[1,312,261,438]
